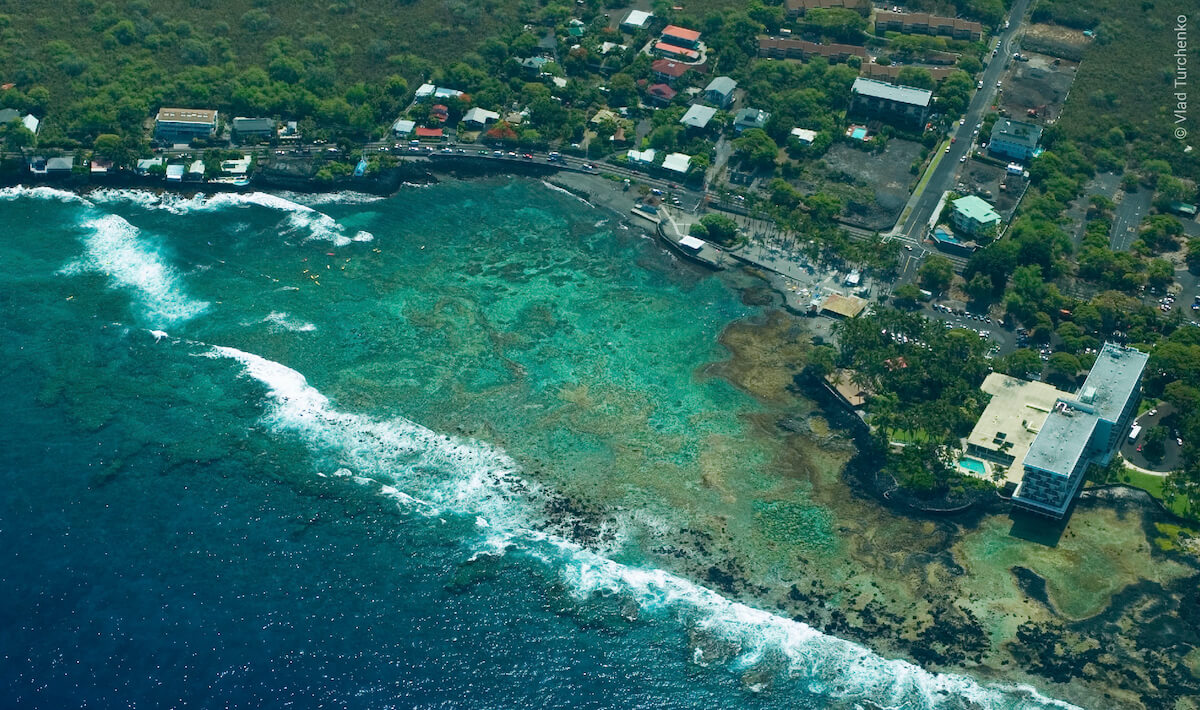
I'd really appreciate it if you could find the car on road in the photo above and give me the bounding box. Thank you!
[1149,409,1158,416]
[960,117,966,125]
[977,81,983,89]
[945,145,951,153]
[1179,438,1185,446]
[959,156,966,162]
[996,80,1002,88]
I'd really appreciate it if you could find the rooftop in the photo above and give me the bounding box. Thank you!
[156,108,217,124]
[821,293,868,318]
[661,152,692,173]
[232,117,274,131]
[655,42,699,59]
[622,9,653,27]
[990,119,1043,149]
[875,9,983,34]
[790,127,817,143]
[952,195,1001,224]
[651,59,690,78]
[850,78,932,107]
[734,108,769,126]
[680,104,717,129]
[1022,343,1148,477]
[967,373,1072,485]
[662,25,701,42]
[647,83,678,100]
[1078,343,1150,423]
[705,76,737,95]
[627,148,657,163]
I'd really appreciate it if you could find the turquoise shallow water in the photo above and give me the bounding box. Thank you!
[0,181,1073,708]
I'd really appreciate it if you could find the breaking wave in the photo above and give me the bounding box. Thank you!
[88,189,373,246]
[204,344,1078,710]
[60,214,209,326]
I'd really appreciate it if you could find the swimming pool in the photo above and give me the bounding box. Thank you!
[958,457,987,475]
[851,127,868,140]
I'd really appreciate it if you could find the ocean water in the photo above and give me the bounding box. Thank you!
[0,181,1074,709]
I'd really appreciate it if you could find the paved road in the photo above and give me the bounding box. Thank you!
[894,0,1032,246]
[1110,186,1153,251]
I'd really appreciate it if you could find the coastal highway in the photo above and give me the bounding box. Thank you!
[893,0,1032,247]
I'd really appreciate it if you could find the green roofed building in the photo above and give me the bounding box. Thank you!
[949,195,1001,238]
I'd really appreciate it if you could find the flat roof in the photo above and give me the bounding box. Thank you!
[1078,343,1149,423]
[791,127,817,142]
[953,195,1000,224]
[662,25,700,41]
[851,78,932,107]
[679,235,705,250]
[1022,402,1097,477]
[967,373,1071,485]
[623,9,653,26]
[156,108,217,124]
[990,119,1042,149]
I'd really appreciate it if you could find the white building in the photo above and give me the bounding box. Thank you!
[661,152,691,174]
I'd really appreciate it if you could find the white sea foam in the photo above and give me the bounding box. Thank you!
[540,180,594,207]
[206,344,1078,710]
[88,189,374,246]
[0,185,92,205]
[61,215,209,326]
[261,311,317,333]
[278,190,387,207]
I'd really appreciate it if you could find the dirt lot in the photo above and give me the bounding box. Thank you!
[997,51,1079,124]
[955,161,1024,218]
[814,138,925,230]
[1021,23,1090,60]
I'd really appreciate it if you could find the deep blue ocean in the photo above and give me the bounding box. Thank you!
[0,182,1074,709]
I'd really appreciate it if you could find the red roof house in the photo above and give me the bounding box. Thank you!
[415,126,444,139]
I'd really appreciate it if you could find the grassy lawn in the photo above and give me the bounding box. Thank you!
[888,428,934,444]
[1116,466,1192,518]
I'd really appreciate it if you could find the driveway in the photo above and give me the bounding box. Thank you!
[1121,404,1184,472]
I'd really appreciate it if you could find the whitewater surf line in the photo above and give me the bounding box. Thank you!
[58,214,210,326]
[87,189,374,246]
[202,342,1080,710]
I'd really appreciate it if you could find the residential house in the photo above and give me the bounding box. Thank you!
[27,156,47,175]
[949,195,1001,237]
[415,126,444,141]
[790,127,817,144]
[165,164,185,182]
[0,109,41,135]
[621,9,654,31]
[520,57,551,76]
[988,119,1043,161]
[135,157,164,175]
[231,117,275,143]
[154,108,218,144]
[733,108,770,133]
[462,108,500,128]
[849,78,932,127]
[185,159,206,182]
[646,83,678,106]
[783,0,869,19]
[661,152,692,175]
[874,11,983,42]
[89,158,113,176]
[45,156,73,175]
[704,76,737,108]
[430,104,449,123]
[680,104,717,131]
[651,59,691,85]
[627,148,657,166]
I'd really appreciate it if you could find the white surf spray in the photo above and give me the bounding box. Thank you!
[202,344,1078,710]
[0,185,93,205]
[88,189,373,246]
[60,214,210,326]
[260,311,317,333]
[540,180,595,208]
